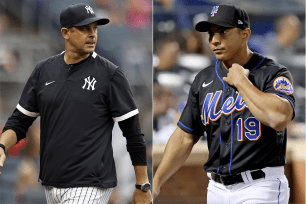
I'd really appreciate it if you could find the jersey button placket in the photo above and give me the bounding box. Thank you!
[66,65,73,80]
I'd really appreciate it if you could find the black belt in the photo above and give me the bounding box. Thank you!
[211,170,265,186]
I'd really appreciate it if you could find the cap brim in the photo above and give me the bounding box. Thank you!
[73,17,110,27]
[195,21,235,32]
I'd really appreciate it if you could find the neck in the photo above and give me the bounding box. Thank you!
[64,50,90,65]
[222,48,253,70]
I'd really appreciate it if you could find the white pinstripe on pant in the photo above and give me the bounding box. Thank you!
[44,186,113,204]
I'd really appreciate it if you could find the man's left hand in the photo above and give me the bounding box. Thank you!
[222,63,249,87]
[132,189,152,204]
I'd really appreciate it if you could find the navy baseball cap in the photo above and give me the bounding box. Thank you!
[195,4,249,32]
[60,3,109,28]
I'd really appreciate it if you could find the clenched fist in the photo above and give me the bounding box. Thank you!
[222,63,249,87]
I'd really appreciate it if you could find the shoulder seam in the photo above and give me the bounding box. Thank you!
[110,66,120,82]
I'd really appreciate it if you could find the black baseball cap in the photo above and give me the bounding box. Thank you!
[60,3,109,28]
[195,4,249,32]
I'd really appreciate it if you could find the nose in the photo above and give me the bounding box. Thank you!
[88,27,97,37]
[210,33,221,46]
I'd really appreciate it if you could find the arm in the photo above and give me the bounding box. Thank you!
[0,108,37,175]
[223,63,293,131]
[153,127,199,199]
[0,129,17,174]
[0,64,39,174]
[0,129,18,151]
[109,68,152,203]
[134,165,149,184]
[117,116,152,204]
[132,165,152,204]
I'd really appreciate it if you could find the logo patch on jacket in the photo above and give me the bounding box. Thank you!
[273,76,294,95]
[83,76,97,91]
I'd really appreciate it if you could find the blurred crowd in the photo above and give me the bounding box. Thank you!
[0,0,152,203]
[153,0,305,144]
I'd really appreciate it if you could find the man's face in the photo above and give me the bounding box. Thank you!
[68,21,98,54]
[208,26,244,62]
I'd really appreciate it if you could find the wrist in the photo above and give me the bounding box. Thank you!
[0,144,5,152]
[135,182,151,192]
[136,180,150,185]
[153,176,161,188]
[235,75,249,89]
[136,175,150,185]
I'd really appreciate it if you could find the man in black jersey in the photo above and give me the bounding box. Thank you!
[0,3,152,204]
[153,4,294,204]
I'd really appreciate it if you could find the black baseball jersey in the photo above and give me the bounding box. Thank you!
[178,52,295,175]
[5,51,143,188]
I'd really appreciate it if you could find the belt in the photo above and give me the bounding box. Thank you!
[211,170,265,186]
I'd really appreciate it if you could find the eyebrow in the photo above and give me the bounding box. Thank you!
[209,26,228,31]
[208,27,234,33]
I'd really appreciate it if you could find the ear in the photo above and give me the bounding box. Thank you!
[61,28,70,40]
[242,28,251,42]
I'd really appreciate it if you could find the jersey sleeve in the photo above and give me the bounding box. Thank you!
[109,68,138,122]
[3,65,40,142]
[2,109,37,142]
[264,67,295,119]
[17,65,40,117]
[178,79,205,136]
[118,115,147,166]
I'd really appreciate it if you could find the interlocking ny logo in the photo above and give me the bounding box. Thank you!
[211,6,219,17]
[85,5,94,14]
[82,76,97,91]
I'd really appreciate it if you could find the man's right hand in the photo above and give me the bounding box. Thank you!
[0,148,6,175]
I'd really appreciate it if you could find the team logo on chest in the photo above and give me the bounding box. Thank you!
[201,90,248,125]
[82,76,97,91]
[273,76,294,95]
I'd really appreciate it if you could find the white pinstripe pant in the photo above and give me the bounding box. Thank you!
[44,186,113,204]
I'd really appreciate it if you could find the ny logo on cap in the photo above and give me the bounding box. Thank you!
[211,6,219,17]
[85,5,94,14]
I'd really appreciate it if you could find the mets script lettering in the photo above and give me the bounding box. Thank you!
[201,91,248,125]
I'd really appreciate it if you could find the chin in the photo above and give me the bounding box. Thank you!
[214,53,231,62]
[84,48,95,54]
[215,54,226,61]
